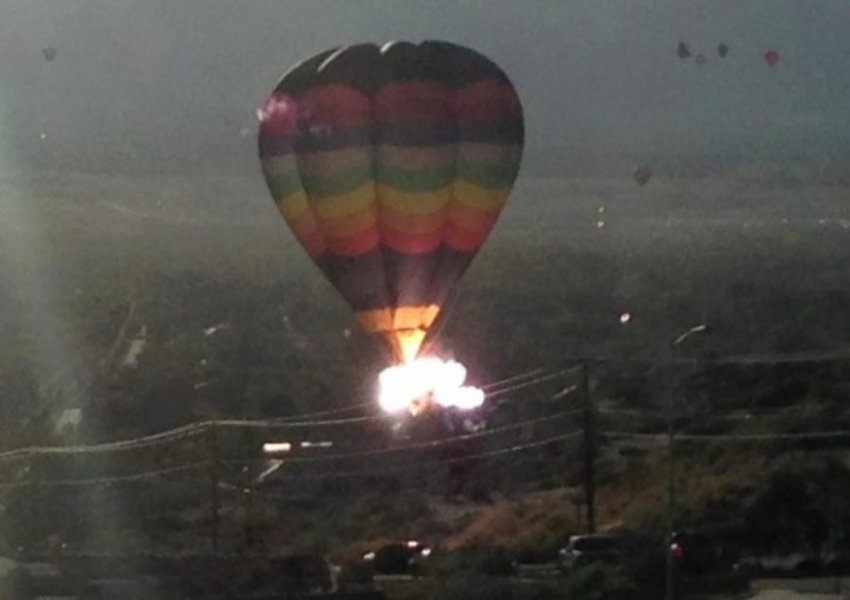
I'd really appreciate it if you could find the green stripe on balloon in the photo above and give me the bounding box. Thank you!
[376,164,456,192]
[300,167,373,198]
[457,159,520,188]
[264,170,304,199]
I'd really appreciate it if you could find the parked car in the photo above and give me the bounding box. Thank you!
[362,541,432,576]
[559,534,624,572]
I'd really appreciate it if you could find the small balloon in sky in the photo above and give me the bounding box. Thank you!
[39,132,47,140]
[632,165,652,186]
[677,41,691,59]
[42,45,57,62]
[619,312,632,324]
[764,49,780,68]
[717,43,729,58]
[596,220,605,229]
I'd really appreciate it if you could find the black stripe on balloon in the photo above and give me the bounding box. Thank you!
[316,248,476,313]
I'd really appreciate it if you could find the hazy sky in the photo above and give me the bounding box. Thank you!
[1,0,849,171]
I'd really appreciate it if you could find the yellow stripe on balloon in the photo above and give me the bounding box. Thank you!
[321,205,377,238]
[354,304,441,333]
[311,181,376,220]
[277,189,311,220]
[355,304,442,363]
[452,180,510,211]
[377,184,452,214]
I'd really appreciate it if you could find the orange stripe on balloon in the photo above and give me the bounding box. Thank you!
[447,202,500,233]
[319,204,377,238]
[381,227,443,254]
[282,212,325,255]
[380,204,446,234]
[327,227,379,257]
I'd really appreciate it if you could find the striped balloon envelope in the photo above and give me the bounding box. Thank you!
[258,41,524,363]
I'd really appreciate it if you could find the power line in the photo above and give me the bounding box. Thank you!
[221,408,585,466]
[257,431,584,482]
[597,406,849,421]
[593,348,850,367]
[485,365,584,399]
[482,367,547,391]
[0,461,209,490]
[602,429,850,442]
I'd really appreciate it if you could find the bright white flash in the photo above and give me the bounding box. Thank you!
[378,358,485,414]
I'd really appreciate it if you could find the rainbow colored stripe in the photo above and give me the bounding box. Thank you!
[258,42,523,361]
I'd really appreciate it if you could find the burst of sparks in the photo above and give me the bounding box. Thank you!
[378,357,485,414]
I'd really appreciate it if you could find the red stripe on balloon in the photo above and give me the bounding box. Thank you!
[381,227,443,254]
[258,93,299,138]
[327,228,380,257]
[444,222,487,252]
[296,229,327,257]
[375,82,453,122]
[300,84,372,129]
[455,81,522,124]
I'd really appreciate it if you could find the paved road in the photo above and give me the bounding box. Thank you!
[751,577,849,599]
[751,592,843,600]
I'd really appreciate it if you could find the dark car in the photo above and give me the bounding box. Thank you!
[559,534,624,572]
[362,541,432,576]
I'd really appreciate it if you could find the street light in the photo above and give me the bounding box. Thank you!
[666,323,709,600]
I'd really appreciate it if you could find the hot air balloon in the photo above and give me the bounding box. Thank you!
[632,165,652,187]
[677,42,691,59]
[764,49,780,67]
[717,43,729,58]
[257,41,524,364]
[42,45,57,62]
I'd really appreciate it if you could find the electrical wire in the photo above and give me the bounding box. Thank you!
[259,431,584,482]
[0,461,210,489]
[220,408,585,466]
[602,429,850,442]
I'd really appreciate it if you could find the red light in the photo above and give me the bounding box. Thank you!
[669,542,685,559]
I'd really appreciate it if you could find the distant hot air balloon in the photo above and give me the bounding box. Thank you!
[695,54,707,66]
[677,42,691,59]
[257,41,524,364]
[717,43,729,58]
[632,165,652,187]
[42,45,57,62]
[764,49,780,67]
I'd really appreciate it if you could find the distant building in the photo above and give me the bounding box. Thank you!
[121,325,147,368]
[54,407,83,437]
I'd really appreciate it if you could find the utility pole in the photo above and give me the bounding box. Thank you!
[207,423,221,555]
[666,324,708,600]
[665,359,676,600]
[581,361,596,533]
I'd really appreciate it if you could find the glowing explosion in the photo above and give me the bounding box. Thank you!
[378,357,485,414]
